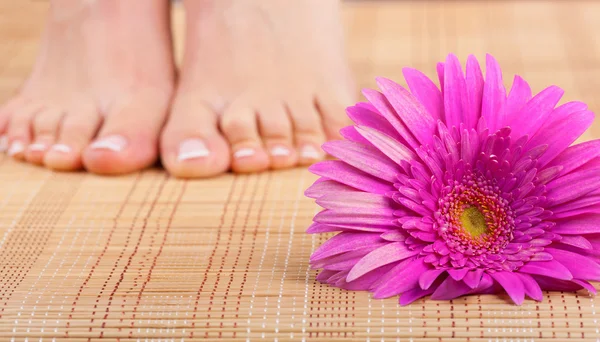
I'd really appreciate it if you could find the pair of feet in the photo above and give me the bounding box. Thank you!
[0,0,355,178]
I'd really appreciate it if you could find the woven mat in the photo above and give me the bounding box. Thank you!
[2,0,600,340]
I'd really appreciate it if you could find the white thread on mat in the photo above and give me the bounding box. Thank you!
[273,170,307,341]
[246,176,282,341]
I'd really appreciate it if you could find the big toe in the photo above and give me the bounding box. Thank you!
[161,99,230,178]
[82,89,170,175]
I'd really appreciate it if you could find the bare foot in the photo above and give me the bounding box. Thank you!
[161,0,356,178]
[0,0,174,174]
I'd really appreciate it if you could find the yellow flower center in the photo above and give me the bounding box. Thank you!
[460,206,488,238]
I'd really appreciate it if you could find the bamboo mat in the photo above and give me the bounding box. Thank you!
[1,0,600,340]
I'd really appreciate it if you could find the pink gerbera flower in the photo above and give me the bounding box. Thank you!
[305,53,600,305]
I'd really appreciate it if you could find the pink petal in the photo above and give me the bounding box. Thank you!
[545,247,600,281]
[503,75,532,127]
[339,264,395,291]
[448,268,470,281]
[316,192,391,210]
[518,260,573,280]
[362,88,420,149]
[443,54,470,129]
[355,125,417,165]
[314,208,396,230]
[552,214,600,235]
[347,242,419,281]
[546,168,600,207]
[551,196,600,218]
[346,105,404,142]
[572,279,597,294]
[437,62,445,97]
[402,67,443,121]
[305,179,358,199]
[490,271,525,305]
[548,139,600,177]
[375,77,437,146]
[515,273,543,301]
[400,287,435,306]
[430,277,473,300]
[558,236,593,250]
[312,249,370,271]
[509,85,564,139]
[340,126,371,145]
[463,269,484,288]
[372,258,427,299]
[309,161,395,195]
[310,232,383,261]
[481,54,506,132]
[418,268,446,290]
[306,223,343,234]
[528,110,594,166]
[322,140,402,183]
[465,55,484,126]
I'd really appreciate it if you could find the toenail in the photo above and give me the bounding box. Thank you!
[270,146,291,157]
[8,141,25,156]
[90,135,128,152]
[300,145,322,160]
[0,136,7,152]
[177,138,210,161]
[234,148,256,159]
[51,144,72,154]
[29,143,48,152]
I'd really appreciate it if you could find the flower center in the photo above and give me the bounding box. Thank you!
[460,206,488,238]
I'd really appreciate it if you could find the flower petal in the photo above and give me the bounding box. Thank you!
[402,67,443,121]
[316,192,392,210]
[463,269,484,289]
[372,258,427,299]
[503,75,532,129]
[545,247,600,281]
[547,139,600,177]
[306,223,342,234]
[509,85,564,139]
[528,109,594,167]
[418,268,446,290]
[481,54,506,132]
[309,160,395,195]
[375,77,437,146]
[490,271,525,305]
[399,287,435,306]
[430,277,473,300]
[552,214,600,235]
[518,260,573,280]
[443,54,470,129]
[305,179,357,199]
[310,232,383,261]
[346,105,404,142]
[515,273,543,301]
[314,208,396,230]
[347,242,419,281]
[558,236,593,250]
[572,279,597,294]
[362,88,420,149]
[322,140,402,183]
[465,55,484,126]
[355,126,417,165]
[546,168,600,207]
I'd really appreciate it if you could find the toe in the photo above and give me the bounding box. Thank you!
[6,103,40,159]
[44,107,101,171]
[0,98,22,152]
[257,102,297,170]
[287,99,326,165]
[161,101,230,178]
[83,89,169,175]
[26,107,64,165]
[220,102,270,173]
[316,95,353,140]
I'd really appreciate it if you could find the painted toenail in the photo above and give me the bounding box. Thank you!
[29,143,48,152]
[0,136,7,152]
[270,146,291,157]
[234,148,256,159]
[300,145,322,160]
[8,141,25,156]
[178,139,210,161]
[51,144,72,154]
[90,135,128,152]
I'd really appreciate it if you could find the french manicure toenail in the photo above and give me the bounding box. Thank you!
[0,136,8,152]
[234,148,256,159]
[51,144,72,154]
[270,146,290,157]
[178,139,210,161]
[29,143,48,152]
[300,145,321,160]
[8,141,25,156]
[90,135,128,152]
